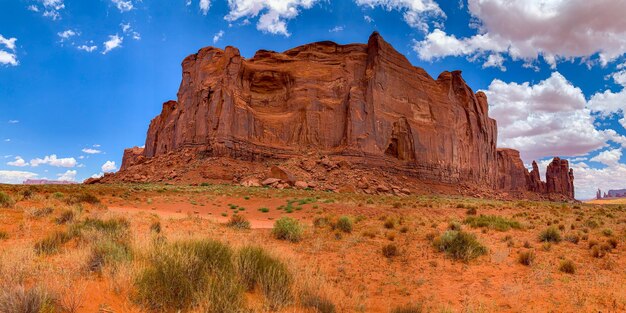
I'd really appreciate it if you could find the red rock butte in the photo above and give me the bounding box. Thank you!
[93,32,574,200]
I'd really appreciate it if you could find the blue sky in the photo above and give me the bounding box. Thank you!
[1,0,626,199]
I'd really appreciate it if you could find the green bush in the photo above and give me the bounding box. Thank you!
[88,238,133,272]
[464,215,521,231]
[335,216,353,233]
[35,231,72,255]
[0,192,15,208]
[432,230,487,261]
[272,217,303,242]
[134,239,241,312]
[237,246,292,309]
[226,214,251,230]
[539,226,562,243]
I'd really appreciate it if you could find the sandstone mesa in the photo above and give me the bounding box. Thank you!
[92,32,574,200]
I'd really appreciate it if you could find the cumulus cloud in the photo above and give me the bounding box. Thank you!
[57,169,77,181]
[355,0,444,32]
[213,30,224,44]
[200,0,211,15]
[111,0,134,12]
[485,72,608,161]
[81,148,101,154]
[77,45,97,52]
[0,34,18,66]
[101,160,117,172]
[102,35,123,54]
[90,172,104,179]
[57,29,76,42]
[590,148,623,167]
[588,70,626,117]
[414,0,626,68]
[0,170,38,184]
[7,156,28,167]
[225,0,320,36]
[30,154,77,168]
[40,0,65,20]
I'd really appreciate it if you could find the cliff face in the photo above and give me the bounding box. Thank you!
[112,32,574,199]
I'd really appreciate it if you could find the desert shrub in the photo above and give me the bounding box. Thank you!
[602,228,613,236]
[591,245,607,258]
[335,216,353,233]
[259,207,270,213]
[0,192,15,208]
[383,218,395,229]
[607,238,618,249]
[559,259,576,274]
[432,231,487,262]
[227,214,251,230]
[464,215,521,231]
[382,244,399,258]
[34,231,72,255]
[71,217,130,238]
[564,234,580,244]
[539,226,562,243]
[390,303,423,313]
[301,293,335,313]
[20,188,35,200]
[150,221,161,234]
[448,221,462,231]
[313,216,331,228]
[66,193,100,205]
[0,230,7,240]
[399,226,409,233]
[518,250,535,266]
[88,238,133,273]
[272,217,303,242]
[29,207,54,218]
[134,239,241,312]
[425,231,438,242]
[465,206,477,215]
[55,209,75,224]
[237,246,292,309]
[0,285,58,313]
[584,219,600,229]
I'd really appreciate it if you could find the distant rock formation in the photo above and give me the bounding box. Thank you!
[98,32,574,200]
[24,179,77,185]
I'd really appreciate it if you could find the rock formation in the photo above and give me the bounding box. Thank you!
[98,32,575,200]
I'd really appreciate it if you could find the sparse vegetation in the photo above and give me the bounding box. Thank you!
[272,217,303,242]
[0,285,58,313]
[34,230,72,255]
[0,192,15,208]
[559,259,576,274]
[390,303,423,313]
[382,243,399,258]
[539,226,562,243]
[518,250,535,266]
[236,246,292,309]
[334,216,353,233]
[464,215,521,231]
[227,214,251,230]
[432,230,487,261]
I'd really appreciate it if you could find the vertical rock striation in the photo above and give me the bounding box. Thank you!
[111,32,574,199]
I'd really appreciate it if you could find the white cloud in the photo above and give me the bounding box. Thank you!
[212,30,224,44]
[485,72,607,162]
[0,170,38,184]
[111,0,133,12]
[225,0,320,36]
[8,120,19,124]
[81,148,101,154]
[30,154,77,168]
[121,23,131,33]
[57,170,77,181]
[200,0,211,15]
[90,172,104,179]
[102,35,123,54]
[7,156,28,167]
[588,70,626,116]
[28,5,40,12]
[590,148,622,167]
[77,45,97,52]
[329,25,344,33]
[414,0,626,68]
[482,53,506,71]
[101,160,117,172]
[57,29,76,41]
[570,161,626,199]
[364,15,373,23]
[4,139,10,142]
[355,0,444,32]
[41,0,65,20]
[0,35,18,66]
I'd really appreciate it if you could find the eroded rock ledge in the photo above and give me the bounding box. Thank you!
[92,32,574,200]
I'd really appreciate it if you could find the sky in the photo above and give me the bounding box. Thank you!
[1,0,626,199]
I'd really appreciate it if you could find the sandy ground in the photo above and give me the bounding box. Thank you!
[0,183,624,313]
